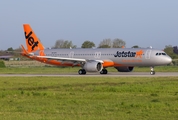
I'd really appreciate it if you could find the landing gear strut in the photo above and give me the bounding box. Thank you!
[78,69,86,75]
[100,69,108,74]
[150,66,155,75]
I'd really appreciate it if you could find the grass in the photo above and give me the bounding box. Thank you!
[0,77,178,120]
[0,60,5,68]
[0,66,178,74]
[1,60,178,74]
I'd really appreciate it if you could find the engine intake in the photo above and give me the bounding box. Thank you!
[115,66,134,72]
[83,61,103,72]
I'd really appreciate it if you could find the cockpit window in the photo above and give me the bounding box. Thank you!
[155,52,167,56]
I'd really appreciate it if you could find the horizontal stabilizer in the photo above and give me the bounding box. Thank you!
[21,45,34,56]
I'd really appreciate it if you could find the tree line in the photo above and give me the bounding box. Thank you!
[53,38,126,49]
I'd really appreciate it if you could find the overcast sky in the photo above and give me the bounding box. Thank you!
[0,0,178,50]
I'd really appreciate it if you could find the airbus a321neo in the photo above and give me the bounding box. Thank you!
[21,24,172,75]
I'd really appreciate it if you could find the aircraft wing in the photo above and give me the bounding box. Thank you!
[36,56,104,64]
[36,56,86,62]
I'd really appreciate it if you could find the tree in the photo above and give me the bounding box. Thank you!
[164,45,178,59]
[112,38,126,48]
[6,47,15,55]
[81,41,95,48]
[132,45,140,48]
[173,46,178,54]
[13,47,22,58]
[7,47,13,51]
[53,39,77,48]
[98,39,112,48]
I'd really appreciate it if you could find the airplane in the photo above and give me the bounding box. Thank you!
[21,24,172,75]
[173,46,178,55]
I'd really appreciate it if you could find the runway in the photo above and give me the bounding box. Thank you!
[0,72,177,77]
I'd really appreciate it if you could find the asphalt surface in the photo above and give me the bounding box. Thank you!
[0,72,177,77]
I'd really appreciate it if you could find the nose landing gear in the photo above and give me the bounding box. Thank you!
[150,66,155,75]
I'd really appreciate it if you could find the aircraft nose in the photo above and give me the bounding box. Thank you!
[165,57,172,64]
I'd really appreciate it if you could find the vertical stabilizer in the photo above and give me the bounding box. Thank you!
[23,24,44,52]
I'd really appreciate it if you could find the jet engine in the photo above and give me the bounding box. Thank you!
[115,66,134,72]
[83,61,103,72]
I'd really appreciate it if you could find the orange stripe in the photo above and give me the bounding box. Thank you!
[103,60,114,67]
[103,60,124,67]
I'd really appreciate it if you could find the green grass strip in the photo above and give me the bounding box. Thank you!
[0,77,178,120]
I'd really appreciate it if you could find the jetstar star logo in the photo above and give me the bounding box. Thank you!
[135,50,143,58]
[114,50,144,58]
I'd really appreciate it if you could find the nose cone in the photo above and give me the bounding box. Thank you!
[165,56,172,64]
[155,56,172,66]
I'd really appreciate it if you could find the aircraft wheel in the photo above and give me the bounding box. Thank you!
[100,70,104,74]
[150,66,155,75]
[150,71,155,75]
[100,69,108,74]
[78,69,83,75]
[78,69,86,75]
[82,69,86,74]
[104,69,108,74]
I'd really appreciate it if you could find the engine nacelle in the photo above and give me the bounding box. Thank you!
[83,61,103,72]
[115,66,134,72]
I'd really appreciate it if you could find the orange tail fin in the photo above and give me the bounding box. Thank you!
[23,24,44,52]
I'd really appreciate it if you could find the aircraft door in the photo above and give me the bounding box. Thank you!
[69,51,74,58]
[145,50,151,59]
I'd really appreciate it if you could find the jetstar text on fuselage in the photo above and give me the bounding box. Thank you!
[114,50,144,58]
[114,51,136,57]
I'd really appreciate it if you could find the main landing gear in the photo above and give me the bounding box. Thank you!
[78,69,86,75]
[150,66,155,75]
[78,69,108,75]
[100,69,108,74]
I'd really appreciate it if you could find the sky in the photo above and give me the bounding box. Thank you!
[0,0,178,50]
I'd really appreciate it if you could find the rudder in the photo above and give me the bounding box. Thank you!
[23,24,44,52]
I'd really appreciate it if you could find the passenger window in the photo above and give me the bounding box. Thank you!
[156,53,158,55]
[159,53,161,55]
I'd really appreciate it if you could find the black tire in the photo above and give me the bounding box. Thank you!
[100,69,108,74]
[104,69,108,74]
[78,69,83,75]
[150,71,155,75]
[82,69,86,74]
